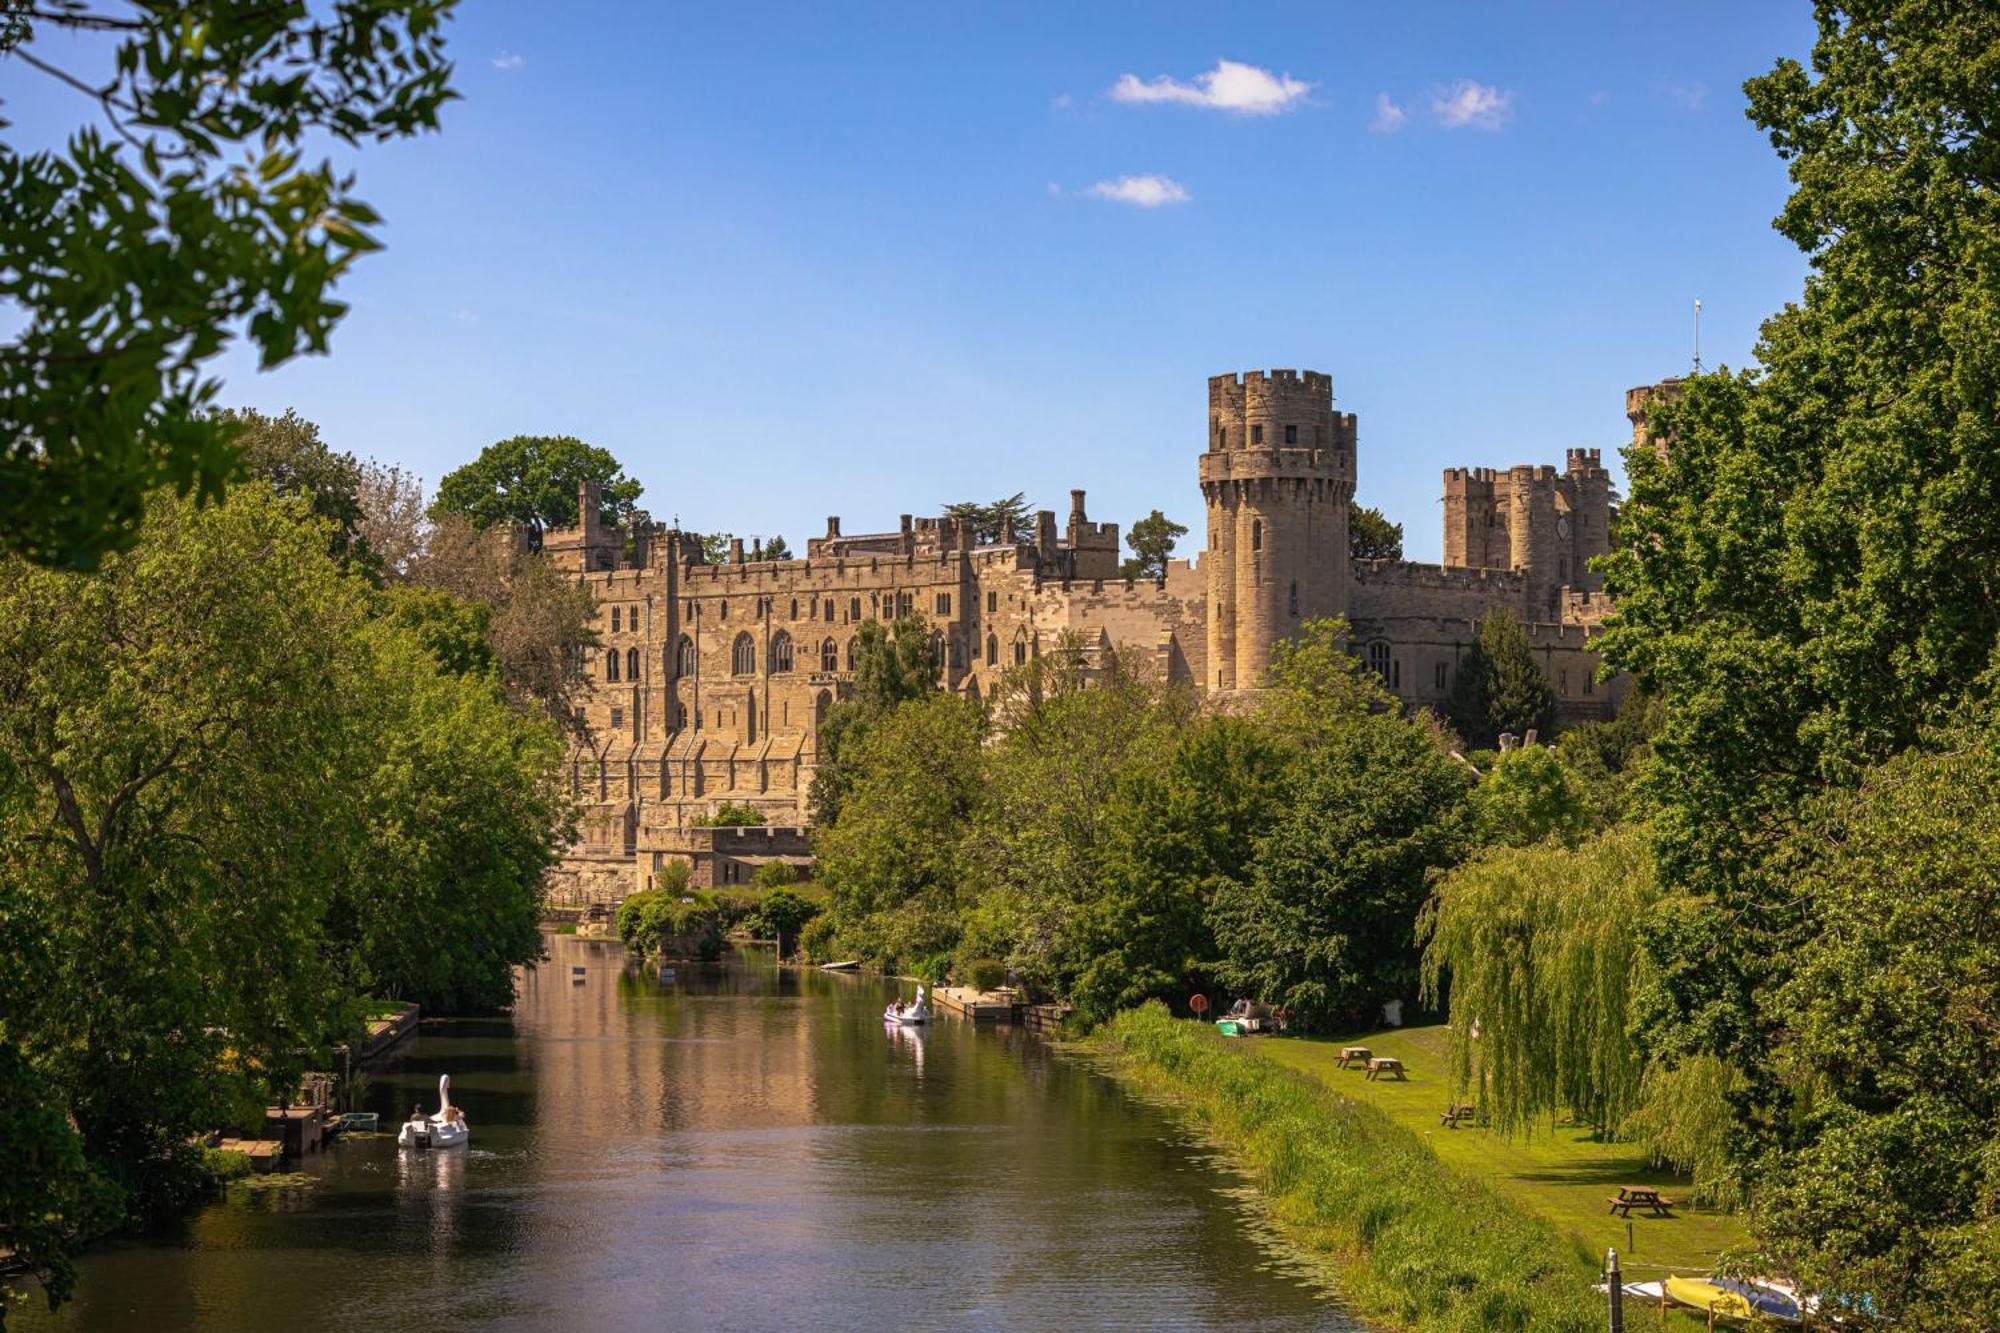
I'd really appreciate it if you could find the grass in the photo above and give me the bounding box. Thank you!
[1098,1004,1605,1332]
[1254,1024,1747,1277]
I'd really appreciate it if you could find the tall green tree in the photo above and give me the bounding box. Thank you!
[1210,712,1471,1030]
[941,493,1031,545]
[1467,746,1594,848]
[431,436,643,538]
[1349,501,1404,561]
[807,617,938,826]
[1121,509,1189,580]
[1446,608,1556,750]
[223,408,369,565]
[0,2,457,572]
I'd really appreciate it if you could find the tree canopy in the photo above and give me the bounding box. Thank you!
[942,493,1032,545]
[1122,510,1189,580]
[1349,502,1404,561]
[1446,608,1556,750]
[431,436,643,537]
[0,2,457,572]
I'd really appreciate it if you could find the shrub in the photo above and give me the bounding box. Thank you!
[697,801,765,827]
[796,914,840,963]
[960,957,1007,992]
[202,1149,254,1184]
[753,888,822,958]
[616,888,724,961]
[752,860,797,889]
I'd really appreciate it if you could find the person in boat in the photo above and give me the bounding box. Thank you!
[445,1105,465,1126]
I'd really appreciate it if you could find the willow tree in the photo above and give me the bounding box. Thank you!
[1418,826,1656,1136]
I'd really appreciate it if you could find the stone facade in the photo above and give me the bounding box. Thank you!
[541,368,1658,905]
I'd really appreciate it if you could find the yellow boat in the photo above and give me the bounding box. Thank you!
[1663,1276,1802,1324]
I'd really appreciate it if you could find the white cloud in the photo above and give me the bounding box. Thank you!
[1432,79,1512,130]
[1051,92,1072,109]
[1661,81,1707,110]
[492,51,525,71]
[453,308,478,323]
[1045,181,1063,196]
[1087,175,1190,208]
[1109,59,1310,116]
[1371,92,1408,133]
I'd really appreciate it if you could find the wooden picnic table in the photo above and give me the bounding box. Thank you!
[1364,1056,1406,1081]
[1335,1045,1372,1069]
[1606,1185,1677,1217]
[1439,1102,1477,1127]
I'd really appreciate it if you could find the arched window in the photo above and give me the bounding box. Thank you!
[771,631,795,673]
[849,596,861,622]
[789,598,799,620]
[1013,637,1028,666]
[607,650,620,683]
[846,637,859,671]
[1367,640,1392,684]
[986,633,997,666]
[611,606,621,633]
[674,635,695,676]
[626,647,639,680]
[1252,519,1263,552]
[731,633,755,675]
[821,637,838,672]
[930,630,945,676]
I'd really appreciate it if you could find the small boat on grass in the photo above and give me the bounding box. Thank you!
[1662,1276,1802,1324]
[397,1074,469,1150]
[885,984,930,1026]
[819,960,860,971]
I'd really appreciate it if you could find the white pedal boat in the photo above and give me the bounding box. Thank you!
[397,1073,469,1149]
[884,984,930,1026]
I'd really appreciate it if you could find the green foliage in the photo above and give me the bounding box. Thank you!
[1467,747,1593,848]
[750,888,820,957]
[200,1149,255,1185]
[941,492,1031,545]
[1418,828,1658,1137]
[751,861,796,890]
[1101,1005,1600,1332]
[1121,509,1189,580]
[371,583,494,680]
[0,1037,117,1323]
[807,616,939,826]
[0,2,458,572]
[431,436,643,537]
[1211,713,1472,1030]
[1552,690,1660,826]
[813,693,986,972]
[616,889,725,962]
[795,914,840,964]
[960,958,1008,992]
[1255,616,1396,747]
[1349,501,1405,561]
[653,859,693,896]
[224,409,370,568]
[1621,1056,1742,1210]
[697,802,766,827]
[1445,609,1556,751]
[699,532,733,563]
[760,535,793,561]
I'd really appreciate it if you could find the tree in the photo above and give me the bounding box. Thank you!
[1554,690,1661,826]
[1210,712,1471,1030]
[761,535,793,561]
[813,693,987,972]
[1122,510,1188,580]
[807,618,939,826]
[699,802,765,827]
[1349,501,1404,561]
[942,493,1032,545]
[1446,608,1556,750]
[224,408,369,566]
[1418,827,1657,1137]
[357,461,429,581]
[752,887,820,958]
[1255,616,1397,752]
[700,532,734,563]
[0,2,457,572]
[1467,746,1593,848]
[431,436,643,539]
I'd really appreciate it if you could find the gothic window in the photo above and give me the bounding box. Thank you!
[1251,424,1264,445]
[790,598,799,619]
[935,592,951,616]
[1288,580,1299,617]
[1285,424,1298,444]
[1367,640,1391,683]
[986,633,998,666]
[626,647,639,679]
[849,596,861,621]
[731,633,755,675]
[1013,637,1027,666]
[986,590,997,613]
[771,631,794,673]
[611,606,621,633]
[930,630,945,675]
[824,598,834,620]
[898,592,913,618]
[607,650,620,683]
[846,637,859,671]
[674,635,695,676]
[1252,519,1262,552]
[820,637,838,672]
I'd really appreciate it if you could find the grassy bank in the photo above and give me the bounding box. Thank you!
[1097,1004,1603,1332]
[1258,1026,1747,1273]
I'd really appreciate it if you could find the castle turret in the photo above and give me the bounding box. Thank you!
[1625,378,1684,460]
[1200,369,1357,693]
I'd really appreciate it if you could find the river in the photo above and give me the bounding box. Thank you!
[20,933,1359,1331]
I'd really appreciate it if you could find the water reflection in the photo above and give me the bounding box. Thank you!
[20,935,1358,1331]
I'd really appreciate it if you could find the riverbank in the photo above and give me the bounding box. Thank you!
[1094,1004,1606,1333]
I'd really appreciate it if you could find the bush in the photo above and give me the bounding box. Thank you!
[202,1148,254,1184]
[960,957,1007,992]
[796,914,840,963]
[752,861,796,889]
[697,801,765,827]
[615,889,724,961]
[752,888,822,958]
[711,891,760,931]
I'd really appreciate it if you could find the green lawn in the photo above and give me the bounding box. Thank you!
[1253,1024,1746,1279]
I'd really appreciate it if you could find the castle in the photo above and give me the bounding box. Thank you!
[544,369,1661,903]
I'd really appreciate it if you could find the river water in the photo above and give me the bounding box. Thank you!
[22,933,1358,1331]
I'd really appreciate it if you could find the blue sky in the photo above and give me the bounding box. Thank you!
[11,3,1817,560]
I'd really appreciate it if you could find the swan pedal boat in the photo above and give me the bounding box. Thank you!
[398,1073,469,1149]
[884,984,930,1026]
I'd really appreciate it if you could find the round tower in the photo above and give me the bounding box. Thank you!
[1200,369,1357,694]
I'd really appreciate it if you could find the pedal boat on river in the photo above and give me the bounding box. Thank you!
[397,1073,469,1149]
[885,984,930,1026]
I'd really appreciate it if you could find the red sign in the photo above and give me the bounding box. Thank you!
[1189,993,1209,1015]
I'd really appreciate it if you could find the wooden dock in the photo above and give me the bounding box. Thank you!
[215,1139,282,1173]
[933,986,1021,1023]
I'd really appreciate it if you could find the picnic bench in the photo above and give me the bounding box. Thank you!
[1606,1185,1677,1218]
[1364,1056,1406,1081]
[1439,1103,1477,1127]
[1335,1045,1372,1069]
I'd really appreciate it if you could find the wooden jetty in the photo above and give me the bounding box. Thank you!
[933,985,1021,1023]
[214,1138,282,1174]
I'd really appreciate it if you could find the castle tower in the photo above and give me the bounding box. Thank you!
[1625,378,1684,460]
[1564,448,1612,591]
[1200,370,1357,693]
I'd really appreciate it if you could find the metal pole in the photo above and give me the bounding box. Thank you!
[1607,1247,1625,1333]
